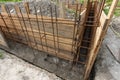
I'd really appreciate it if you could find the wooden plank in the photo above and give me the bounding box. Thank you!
[107,0,119,19]
[0,20,74,39]
[0,16,74,28]
[84,19,109,80]
[0,17,74,29]
[0,22,73,42]
[100,11,107,28]
[1,27,73,52]
[59,2,65,18]
[0,12,75,40]
[83,0,87,8]
[0,8,74,51]
[1,12,75,24]
[83,1,119,79]
[5,34,74,61]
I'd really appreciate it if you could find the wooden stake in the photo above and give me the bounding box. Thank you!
[107,0,119,19]
[24,2,30,14]
[59,2,65,18]
[1,4,7,13]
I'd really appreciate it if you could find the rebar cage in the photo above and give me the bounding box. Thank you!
[0,0,118,80]
[0,1,80,60]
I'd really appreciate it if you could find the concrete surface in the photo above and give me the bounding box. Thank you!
[95,27,120,80]
[0,50,61,80]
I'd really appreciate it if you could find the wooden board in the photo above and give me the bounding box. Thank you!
[0,13,75,39]
[0,4,78,61]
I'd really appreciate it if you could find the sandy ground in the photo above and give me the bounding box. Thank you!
[0,50,61,80]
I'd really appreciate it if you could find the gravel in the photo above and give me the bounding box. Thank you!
[0,0,75,19]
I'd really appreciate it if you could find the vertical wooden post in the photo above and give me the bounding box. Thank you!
[1,4,7,13]
[14,5,21,13]
[83,0,119,80]
[24,2,30,14]
[59,2,65,18]
[83,0,88,8]
[104,0,119,35]
[107,0,119,19]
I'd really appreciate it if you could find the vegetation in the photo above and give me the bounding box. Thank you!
[104,0,120,16]
[79,0,84,3]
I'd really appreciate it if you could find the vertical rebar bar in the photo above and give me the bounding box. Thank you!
[39,5,48,51]
[74,4,82,64]
[71,3,78,55]
[19,6,35,55]
[6,5,20,40]
[55,5,59,54]
[54,4,59,70]
[24,4,38,53]
[14,5,28,45]
[50,4,56,53]
[0,13,14,39]
[34,5,44,50]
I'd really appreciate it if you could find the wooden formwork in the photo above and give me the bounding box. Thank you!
[0,1,86,62]
[0,0,118,80]
[84,0,119,80]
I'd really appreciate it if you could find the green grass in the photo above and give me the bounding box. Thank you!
[79,0,84,3]
[0,0,21,2]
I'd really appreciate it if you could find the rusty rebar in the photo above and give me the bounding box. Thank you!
[39,5,48,51]
[50,4,56,53]
[34,5,44,50]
